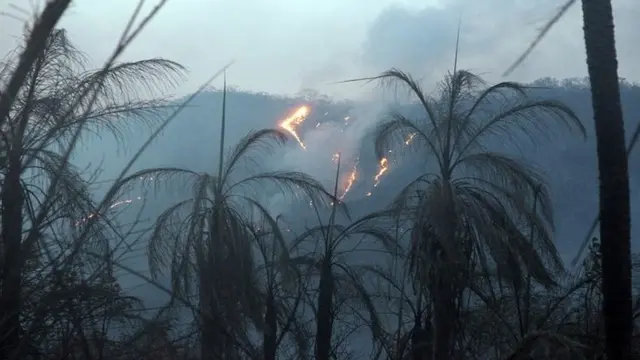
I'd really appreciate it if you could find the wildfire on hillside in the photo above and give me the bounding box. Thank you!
[339,158,359,201]
[276,104,418,202]
[373,158,389,187]
[278,105,310,150]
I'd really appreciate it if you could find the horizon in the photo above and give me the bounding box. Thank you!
[185,75,638,103]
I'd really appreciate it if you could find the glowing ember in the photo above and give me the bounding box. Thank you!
[332,153,340,164]
[75,196,142,226]
[405,132,417,145]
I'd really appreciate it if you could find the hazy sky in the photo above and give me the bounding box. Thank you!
[1,0,638,98]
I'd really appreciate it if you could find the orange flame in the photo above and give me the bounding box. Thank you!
[373,158,389,187]
[279,105,310,149]
[366,133,415,198]
[340,163,358,200]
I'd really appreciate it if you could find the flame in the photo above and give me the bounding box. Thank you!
[340,163,358,200]
[366,133,415,197]
[366,134,415,196]
[373,158,389,187]
[279,105,310,149]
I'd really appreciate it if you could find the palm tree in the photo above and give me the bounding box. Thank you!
[506,0,634,356]
[0,28,185,359]
[122,82,335,360]
[366,258,432,360]
[360,216,433,360]
[367,69,585,360]
[286,158,394,360]
[246,215,310,360]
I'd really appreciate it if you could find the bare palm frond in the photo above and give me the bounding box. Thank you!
[6,29,186,154]
[0,0,71,127]
[503,0,577,77]
[350,69,439,129]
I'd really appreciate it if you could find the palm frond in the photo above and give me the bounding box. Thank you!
[373,112,442,168]
[0,0,71,128]
[221,128,288,182]
[226,170,337,209]
[503,0,577,77]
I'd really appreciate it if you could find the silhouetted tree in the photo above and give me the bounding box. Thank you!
[581,1,633,359]
[369,69,585,360]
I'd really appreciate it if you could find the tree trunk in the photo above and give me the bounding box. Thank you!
[263,293,277,360]
[0,153,25,360]
[315,261,334,360]
[199,278,214,360]
[581,1,633,359]
[432,275,455,360]
[411,314,431,360]
[431,182,458,360]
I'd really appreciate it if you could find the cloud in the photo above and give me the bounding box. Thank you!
[360,0,640,85]
[362,5,460,77]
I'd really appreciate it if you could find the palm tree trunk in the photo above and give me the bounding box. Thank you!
[0,152,25,360]
[432,275,455,360]
[0,159,24,359]
[431,183,458,360]
[581,0,632,359]
[199,269,218,360]
[263,292,277,360]
[411,314,432,360]
[315,261,334,360]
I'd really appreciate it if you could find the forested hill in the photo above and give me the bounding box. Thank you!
[76,78,640,266]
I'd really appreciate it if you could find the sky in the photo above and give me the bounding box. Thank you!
[1,0,638,99]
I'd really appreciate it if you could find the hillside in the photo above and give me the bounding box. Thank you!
[81,79,639,238]
[71,78,640,310]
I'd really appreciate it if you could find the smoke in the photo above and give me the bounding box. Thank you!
[362,4,461,81]
[264,98,390,217]
[292,0,638,106]
[358,0,637,84]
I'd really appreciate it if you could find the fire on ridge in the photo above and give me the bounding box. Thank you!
[276,104,418,202]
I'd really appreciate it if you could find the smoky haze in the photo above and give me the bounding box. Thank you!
[66,79,640,342]
[4,1,640,359]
